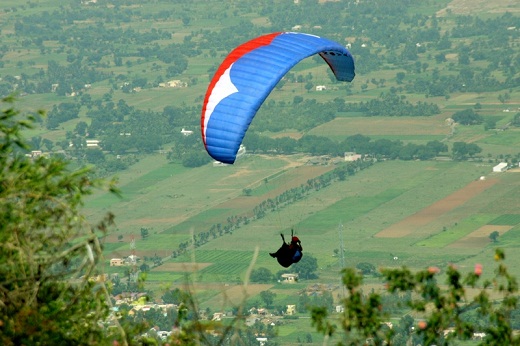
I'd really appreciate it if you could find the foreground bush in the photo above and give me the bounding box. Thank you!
[0,97,125,345]
[311,249,519,345]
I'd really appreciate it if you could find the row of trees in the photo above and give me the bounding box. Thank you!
[244,131,480,162]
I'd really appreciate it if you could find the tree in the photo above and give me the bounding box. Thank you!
[140,227,149,239]
[75,120,88,136]
[452,141,482,160]
[292,253,318,280]
[0,97,127,345]
[259,290,276,308]
[305,333,313,343]
[311,249,520,345]
[512,112,520,127]
[395,72,405,84]
[489,230,500,243]
[356,262,377,276]
[250,267,274,283]
[452,109,483,125]
[484,117,498,131]
[85,148,105,164]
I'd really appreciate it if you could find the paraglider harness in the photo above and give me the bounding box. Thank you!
[269,229,303,268]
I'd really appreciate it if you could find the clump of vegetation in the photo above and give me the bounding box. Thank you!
[0,97,125,345]
[311,249,519,345]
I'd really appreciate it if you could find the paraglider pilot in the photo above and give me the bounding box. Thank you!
[270,230,303,268]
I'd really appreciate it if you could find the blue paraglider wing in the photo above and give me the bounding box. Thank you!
[201,32,355,164]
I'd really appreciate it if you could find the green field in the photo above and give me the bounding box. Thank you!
[101,158,520,289]
[416,214,499,248]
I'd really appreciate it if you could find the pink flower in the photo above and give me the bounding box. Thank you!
[474,263,483,276]
[428,266,440,274]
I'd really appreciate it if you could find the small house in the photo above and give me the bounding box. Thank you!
[256,337,268,346]
[281,273,298,283]
[212,312,224,321]
[181,128,193,136]
[31,150,43,158]
[86,139,100,148]
[110,258,124,266]
[345,152,362,162]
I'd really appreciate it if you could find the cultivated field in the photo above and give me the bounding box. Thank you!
[375,178,498,238]
[99,157,520,291]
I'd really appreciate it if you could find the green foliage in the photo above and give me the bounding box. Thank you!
[161,288,189,305]
[0,97,125,345]
[250,267,275,283]
[356,262,377,276]
[311,267,392,345]
[259,290,277,308]
[452,141,482,160]
[292,253,319,280]
[489,231,500,243]
[312,249,520,345]
[140,227,150,240]
[452,109,483,125]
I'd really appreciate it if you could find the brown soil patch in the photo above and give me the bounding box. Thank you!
[224,168,254,179]
[375,179,498,238]
[448,225,512,248]
[151,262,212,272]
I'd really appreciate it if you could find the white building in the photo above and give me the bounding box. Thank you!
[281,273,298,283]
[493,162,508,173]
[236,144,246,158]
[256,337,268,346]
[86,139,100,148]
[181,128,193,136]
[110,258,124,266]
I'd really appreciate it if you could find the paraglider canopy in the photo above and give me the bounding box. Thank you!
[201,32,355,164]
